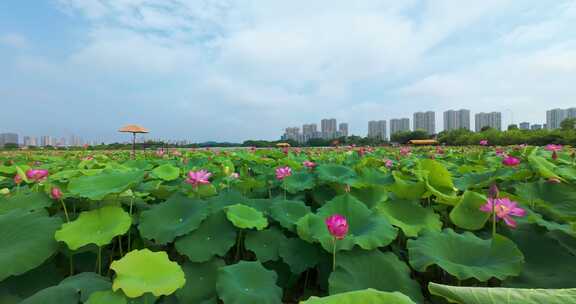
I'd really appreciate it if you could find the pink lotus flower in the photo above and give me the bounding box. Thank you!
[495,148,505,156]
[502,156,520,167]
[156,148,165,157]
[282,147,289,155]
[51,187,63,200]
[13,174,22,185]
[545,144,562,152]
[400,147,411,156]
[172,150,182,157]
[186,170,212,187]
[230,172,239,179]
[480,140,489,146]
[303,161,316,169]
[275,167,292,180]
[480,197,526,228]
[384,159,394,168]
[325,214,349,240]
[26,169,49,182]
[84,155,94,161]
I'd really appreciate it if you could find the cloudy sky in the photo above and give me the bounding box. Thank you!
[1,0,576,143]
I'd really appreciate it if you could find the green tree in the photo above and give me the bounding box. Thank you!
[561,118,576,130]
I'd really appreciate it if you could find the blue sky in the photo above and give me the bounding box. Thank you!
[1,0,576,143]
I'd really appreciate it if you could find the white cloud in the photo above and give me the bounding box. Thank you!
[0,33,30,49]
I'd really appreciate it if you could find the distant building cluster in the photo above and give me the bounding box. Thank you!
[281,118,349,143]
[281,107,570,140]
[0,133,102,148]
[546,108,576,129]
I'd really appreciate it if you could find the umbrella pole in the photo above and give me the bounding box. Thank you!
[132,132,136,159]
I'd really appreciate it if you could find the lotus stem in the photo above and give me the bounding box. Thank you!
[128,197,133,252]
[60,199,70,222]
[235,231,243,261]
[332,237,337,272]
[492,205,496,238]
[118,237,123,257]
[97,246,102,275]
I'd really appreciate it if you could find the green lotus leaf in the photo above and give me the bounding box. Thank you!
[176,259,224,304]
[279,237,323,274]
[301,193,397,252]
[355,167,395,187]
[216,261,282,304]
[301,289,416,304]
[151,164,180,181]
[270,200,311,231]
[110,249,186,298]
[245,227,287,262]
[502,224,576,288]
[419,159,455,190]
[375,199,441,237]
[68,169,145,200]
[408,229,524,281]
[175,211,237,262]
[206,191,249,213]
[55,206,131,250]
[388,172,426,200]
[0,210,61,281]
[0,192,52,215]
[86,290,127,304]
[429,282,576,304]
[138,193,209,244]
[316,164,357,185]
[350,186,388,209]
[527,153,564,181]
[225,204,268,230]
[449,191,491,230]
[515,181,576,222]
[329,249,423,303]
[282,172,315,193]
[20,272,111,304]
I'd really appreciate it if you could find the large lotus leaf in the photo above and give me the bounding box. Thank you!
[216,261,283,304]
[0,209,61,281]
[206,191,249,213]
[20,272,111,304]
[515,181,576,222]
[308,193,398,252]
[329,249,423,303]
[408,229,524,281]
[151,164,180,181]
[316,164,357,185]
[420,159,455,191]
[355,168,395,187]
[86,290,127,304]
[527,153,564,181]
[270,200,311,231]
[282,172,315,193]
[388,172,426,200]
[350,186,388,209]
[279,238,323,274]
[176,259,224,304]
[245,227,287,262]
[225,204,268,230]
[110,249,186,298]
[175,211,237,262]
[429,282,576,304]
[302,289,416,304]
[68,169,145,200]
[0,192,52,215]
[520,208,575,236]
[502,224,576,288]
[138,194,209,244]
[375,199,441,237]
[0,262,63,299]
[55,206,131,250]
[449,191,491,230]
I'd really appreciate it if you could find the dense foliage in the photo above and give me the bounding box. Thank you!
[438,128,576,146]
[0,145,575,303]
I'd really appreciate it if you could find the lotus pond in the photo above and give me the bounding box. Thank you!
[0,146,575,304]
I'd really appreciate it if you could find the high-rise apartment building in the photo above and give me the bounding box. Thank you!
[0,133,18,147]
[546,108,576,129]
[302,124,321,142]
[413,111,435,134]
[443,109,470,131]
[390,118,410,135]
[475,112,502,131]
[367,120,387,140]
[519,122,530,130]
[321,118,337,139]
[338,123,349,137]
